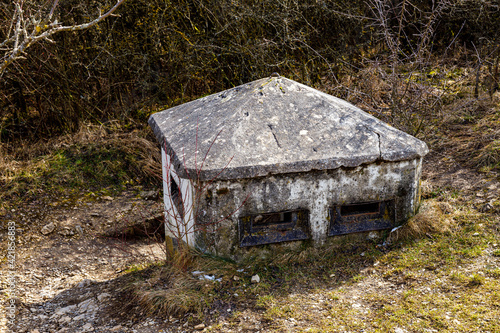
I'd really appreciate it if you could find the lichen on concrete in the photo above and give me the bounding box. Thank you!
[193,158,423,260]
[149,76,428,181]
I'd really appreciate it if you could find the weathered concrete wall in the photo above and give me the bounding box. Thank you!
[161,148,196,247]
[185,158,423,261]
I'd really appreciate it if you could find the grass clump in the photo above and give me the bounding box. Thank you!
[128,263,208,317]
[467,274,485,287]
[387,199,456,244]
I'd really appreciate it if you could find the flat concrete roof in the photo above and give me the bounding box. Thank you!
[149,76,428,181]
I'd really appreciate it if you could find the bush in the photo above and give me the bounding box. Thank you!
[1,0,499,141]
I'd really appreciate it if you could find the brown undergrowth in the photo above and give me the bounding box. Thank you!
[0,121,161,214]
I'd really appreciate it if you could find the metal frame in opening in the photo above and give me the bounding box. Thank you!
[239,209,310,247]
[328,200,395,236]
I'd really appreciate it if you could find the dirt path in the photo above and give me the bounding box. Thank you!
[1,191,174,333]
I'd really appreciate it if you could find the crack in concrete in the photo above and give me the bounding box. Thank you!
[363,125,382,160]
[267,124,282,148]
[375,131,382,159]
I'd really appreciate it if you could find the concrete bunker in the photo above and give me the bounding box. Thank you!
[149,75,429,260]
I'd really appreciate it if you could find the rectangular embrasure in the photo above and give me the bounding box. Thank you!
[329,200,395,236]
[239,209,310,247]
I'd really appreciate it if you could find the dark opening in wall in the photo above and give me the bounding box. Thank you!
[239,209,310,247]
[252,211,294,229]
[170,175,184,219]
[341,202,380,216]
[329,200,395,236]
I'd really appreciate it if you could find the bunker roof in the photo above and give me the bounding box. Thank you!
[149,76,428,181]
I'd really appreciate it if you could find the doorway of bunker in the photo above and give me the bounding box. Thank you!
[170,175,184,220]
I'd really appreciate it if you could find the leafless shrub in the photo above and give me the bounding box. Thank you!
[0,0,125,76]
[333,0,456,136]
[2,0,500,146]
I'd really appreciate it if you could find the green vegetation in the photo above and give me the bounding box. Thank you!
[121,195,499,331]
[1,1,499,331]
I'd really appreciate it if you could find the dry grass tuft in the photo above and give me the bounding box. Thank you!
[474,139,500,168]
[388,199,456,242]
[126,248,222,317]
[130,264,205,316]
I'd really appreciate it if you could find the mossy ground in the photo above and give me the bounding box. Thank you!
[117,184,499,331]
[0,122,161,214]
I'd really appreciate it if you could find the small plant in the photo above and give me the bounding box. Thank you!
[127,263,209,317]
[351,274,366,283]
[124,263,150,274]
[256,294,275,308]
[467,273,485,287]
[263,303,294,321]
[327,291,340,301]
[486,268,500,278]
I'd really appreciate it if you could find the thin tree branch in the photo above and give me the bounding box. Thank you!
[0,0,125,76]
